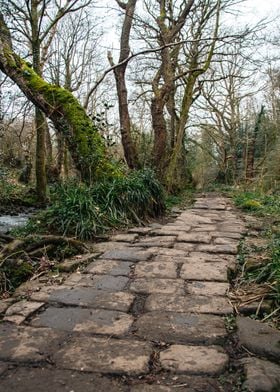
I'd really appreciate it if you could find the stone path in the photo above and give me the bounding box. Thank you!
[0,195,279,391]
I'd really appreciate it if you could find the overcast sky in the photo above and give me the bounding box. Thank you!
[100,0,279,53]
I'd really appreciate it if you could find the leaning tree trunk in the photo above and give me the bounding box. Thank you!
[31,0,47,203]
[0,14,113,183]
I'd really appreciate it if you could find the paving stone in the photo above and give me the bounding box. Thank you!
[102,248,153,261]
[186,252,235,264]
[152,255,189,264]
[3,315,26,325]
[192,225,217,232]
[128,227,152,235]
[242,357,280,392]
[136,236,176,248]
[14,280,51,298]
[218,224,245,233]
[177,233,212,243]
[173,243,196,252]
[187,281,229,296]
[159,345,228,374]
[64,273,129,290]
[180,262,228,282]
[149,223,163,229]
[110,233,138,242]
[150,229,181,236]
[160,224,192,232]
[134,261,177,279]
[31,286,134,311]
[29,285,69,302]
[0,298,15,314]
[130,278,185,294]
[177,213,213,225]
[31,307,133,336]
[5,300,44,318]
[0,367,123,392]
[237,316,280,360]
[84,259,133,276]
[0,324,65,362]
[214,237,239,245]
[196,244,238,254]
[145,294,232,314]
[54,337,152,375]
[93,242,131,253]
[134,312,227,344]
[149,248,188,257]
[211,231,242,239]
[57,253,96,272]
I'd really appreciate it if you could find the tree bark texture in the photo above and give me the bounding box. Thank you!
[112,0,139,169]
[0,13,113,183]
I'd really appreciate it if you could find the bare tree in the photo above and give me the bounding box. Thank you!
[107,0,140,169]
[0,12,112,183]
[1,0,91,201]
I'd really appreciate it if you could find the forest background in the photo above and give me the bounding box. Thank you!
[0,0,280,311]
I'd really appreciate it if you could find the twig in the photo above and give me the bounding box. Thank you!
[262,307,280,322]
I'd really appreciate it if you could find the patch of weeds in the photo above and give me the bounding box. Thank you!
[14,168,165,240]
[233,191,280,327]
[0,260,34,294]
[224,314,237,332]
[218,371,249,392]
[165,188,194,210]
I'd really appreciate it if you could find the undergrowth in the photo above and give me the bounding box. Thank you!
[233,191,280,325]
[14,169,165,240]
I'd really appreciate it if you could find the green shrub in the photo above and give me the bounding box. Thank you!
[37,169,165,239]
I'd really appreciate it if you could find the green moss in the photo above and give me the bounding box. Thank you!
[19,61,121,182]
[241,199,262,211]
[1,261,34,293]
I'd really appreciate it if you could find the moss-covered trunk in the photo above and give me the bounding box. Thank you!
[31,0,47,202]
[0,14,114,183]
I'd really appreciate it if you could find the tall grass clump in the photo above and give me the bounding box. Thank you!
[39,169,165,239]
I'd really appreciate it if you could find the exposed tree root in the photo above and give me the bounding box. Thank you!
[0,235,88,267]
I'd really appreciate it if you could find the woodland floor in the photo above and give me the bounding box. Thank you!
[0,195,279,391]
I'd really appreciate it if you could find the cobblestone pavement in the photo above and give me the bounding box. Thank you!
[0,195,273,391]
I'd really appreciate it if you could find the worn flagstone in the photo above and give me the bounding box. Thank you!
[1,195,250,389]
[84,259,133,276]
[187,281,229,296]
[129,278,185,294]
[180,261,228,281]
[64,273,129,290]
[134,312,227,344]
[31,307,133,336]
[54,337,152,375]
[159,345,228,374]
[0,324,65,362]
[31,286,135,311]
[134,261,178,279]
[145,294,232,314]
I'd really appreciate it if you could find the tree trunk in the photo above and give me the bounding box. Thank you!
[31,0,47,202]
[151,96,167,173]
[111,0,139,169]
[35,107,47,201]
[114,67,139,169]
[246,105,265,180]
[0,14,112,183]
